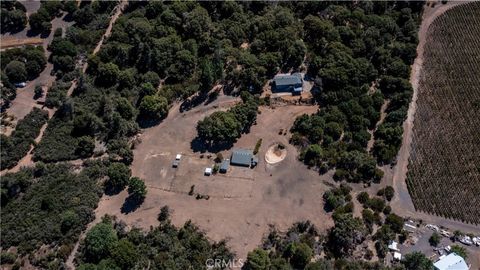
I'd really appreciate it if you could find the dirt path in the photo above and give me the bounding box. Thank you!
[83,0,127,73]
[1,0,127,175]
[64,3,128,269]
[390,1,479,233]
[2,13,73,134]
[367,100,390,152]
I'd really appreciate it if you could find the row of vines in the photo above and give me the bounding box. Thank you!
[407,2,480,224]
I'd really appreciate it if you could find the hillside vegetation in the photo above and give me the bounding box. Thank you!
[407,2,480,224]
[289,2,422,183]
[0,163,104,268]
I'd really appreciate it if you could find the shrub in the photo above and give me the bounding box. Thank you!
[1,108,48,169]
[253,138,263,155]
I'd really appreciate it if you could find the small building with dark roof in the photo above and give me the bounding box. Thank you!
[230,149,255,167]
[272,73,303,93]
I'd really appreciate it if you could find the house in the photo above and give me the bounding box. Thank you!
[272,73,303,94]
[388,241,400,252]
[433,253,469,270]
[219,159,229,173]
[230,149,256,167]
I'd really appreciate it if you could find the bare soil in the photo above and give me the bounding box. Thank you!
[92,97,332,259]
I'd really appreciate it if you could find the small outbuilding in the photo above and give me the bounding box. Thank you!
[393,252,402,261]
[231,149,255,167]
[433,253,469,270]
[219,159,230,173]
[272,73,303,93]
[204,167,212,176]
[388,241,400,252]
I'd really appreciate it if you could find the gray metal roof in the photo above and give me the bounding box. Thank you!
[230,149,253,166]
[273,74,302,86]
[220,159,230,171]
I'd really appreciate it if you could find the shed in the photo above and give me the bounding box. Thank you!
[231,149,254,167]
[273,73,303,93]
[433,253,469,270]
[219,159,229,173]
[393,252,402,261]
[204,167,212,176]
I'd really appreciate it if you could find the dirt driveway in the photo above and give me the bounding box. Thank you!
[94,97,333,258]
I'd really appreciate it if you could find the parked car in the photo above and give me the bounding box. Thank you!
[459,236,473,246]
[173,154,182,168]
[15,82,27,88]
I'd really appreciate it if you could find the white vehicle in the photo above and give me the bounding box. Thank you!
[440,229,450,237]
[459,236,473,246]
[15,82,27,88]
[472,237,480,246]
[426,224,439,231]
[172,154,182,168]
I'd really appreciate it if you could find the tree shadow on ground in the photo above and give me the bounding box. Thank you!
[104,185,124,196]
[190,137,234,153]
[121,196,143,214]
[179,93,208,113]
[137,117,162,129]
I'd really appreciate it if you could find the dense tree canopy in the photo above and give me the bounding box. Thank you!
[77,217,234,270]
[196,92,258,145]
[0,163,104,266]
[0,1,26,34]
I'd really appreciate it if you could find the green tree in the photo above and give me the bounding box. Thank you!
[384,186,395,201]
[357,192,370,204]
[429,232,441,247]
[158,205,170,222]
[75,136,95,158]
[450,245,468,259]
[106,162,131,190]
[303,144,323,167]
[324,122,342,140]
[1,8,27,34]
[84,222,118,262]
[290,242,313,269]
[196,111,240,144]
[61,210,79,233]
[5,60,27,83]
[385,213,403,233]
[128,177,147,202]
[199,59,214,91]
[28,9,51,33]
[34,85,44,99]
[245,248,270,270]
[115,98,136,120]
[97,62,120,87]
[327,214,366,257]
[110,239,139,270]
[138,95,168,120]
[401,252,433,270]
[305,260,334,270]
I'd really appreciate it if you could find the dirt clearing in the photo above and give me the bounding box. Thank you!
[94,97,331,258]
